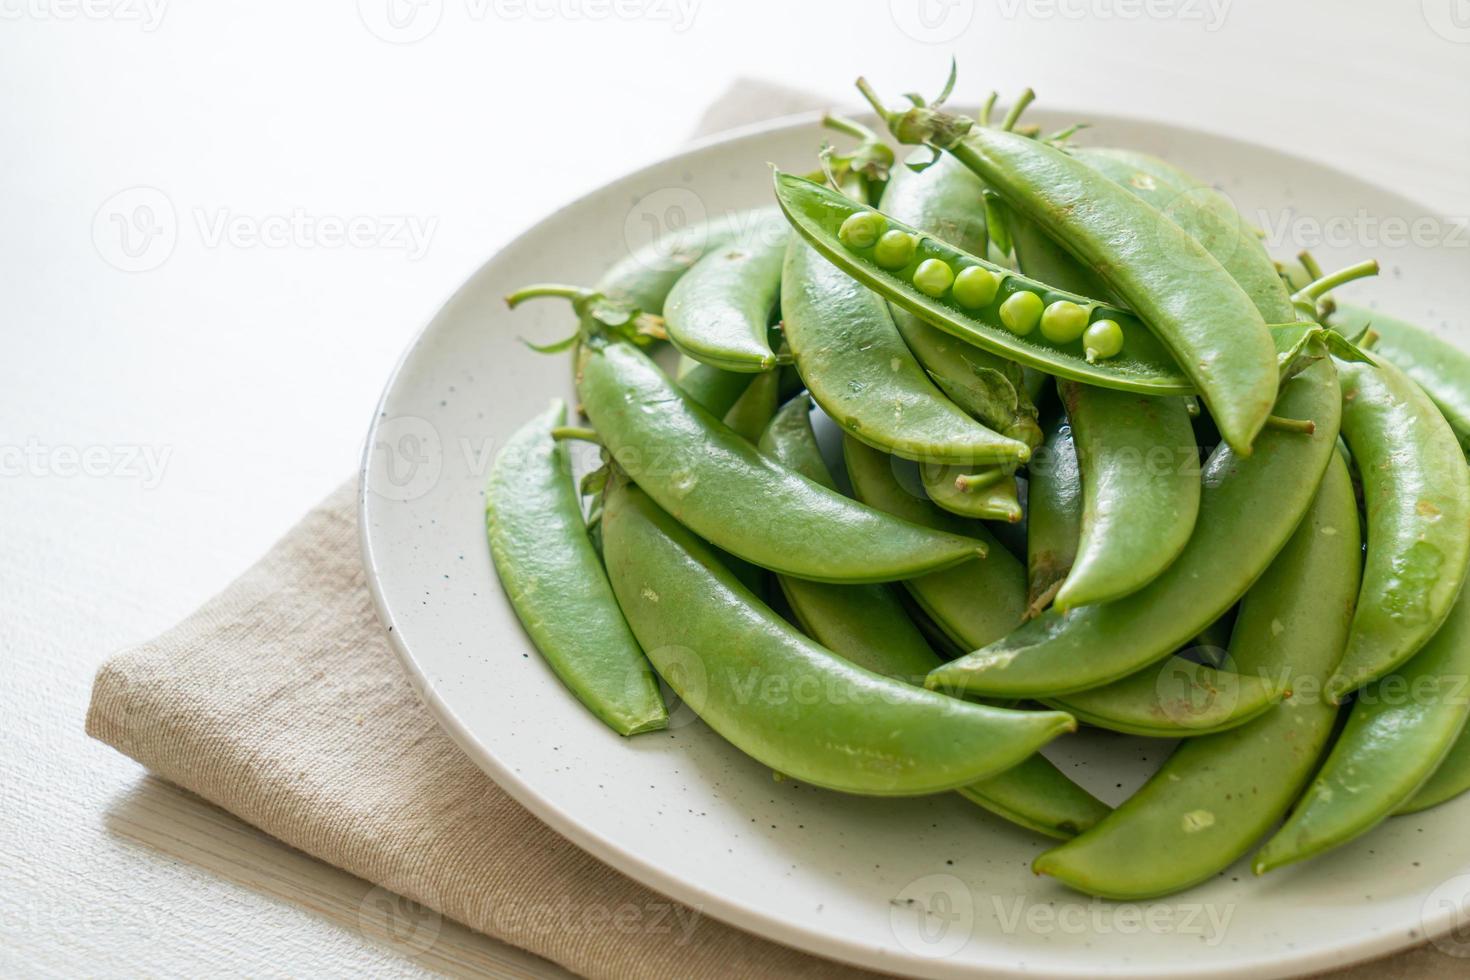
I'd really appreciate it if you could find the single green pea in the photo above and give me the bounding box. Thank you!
[1040,300,1090,344]
[874,230,917,269]
[913,258,955,297]
[838,210,886,250]
[952,266,1001,308]
[1083,319,1125,362]
[999,291,1044,336]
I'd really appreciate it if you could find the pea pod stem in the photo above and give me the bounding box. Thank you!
[999,88,1035,133]
[550,426,601,444]
[1264,415,1315,434]
[1292,259,1380,304]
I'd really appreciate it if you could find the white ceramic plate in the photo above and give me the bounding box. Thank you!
[359,109,1470,978]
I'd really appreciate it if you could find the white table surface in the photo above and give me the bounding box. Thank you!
[3,1,1466,976]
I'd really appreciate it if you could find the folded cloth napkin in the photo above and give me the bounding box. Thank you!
[86,80,1455,980]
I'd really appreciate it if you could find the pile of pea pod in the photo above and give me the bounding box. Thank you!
[488,69,1470,900]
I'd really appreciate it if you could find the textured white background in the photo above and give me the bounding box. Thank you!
[3,0,1467,976]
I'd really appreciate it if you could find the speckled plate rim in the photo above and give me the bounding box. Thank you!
[359,107,1466,980]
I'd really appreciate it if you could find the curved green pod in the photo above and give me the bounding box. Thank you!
[1040,656,1284,739]
[781,238,1030,466]
[1034,454,1360,899]
[1325,355,1470,700]
[878,158,1044,449]
[844,437,1026,649]
[774,170,1192,395]
[1073,147,1295,324]
[486,400,666,736]
[1008,208,1115,301]
[578,340,988,583]
[939,128,1279,453]
[1026,406,1081,614]
[1053,380,1201,611]
[1331,304,1470,455]
[600,478,1076,796]
[1398,714,1470,814]
[663,209,789,372]
[920,463,1023,522]
[596,214,745,315]
[1256,583,1470,873]
[757,399,1108,836]
[677,354,751,416]
[721,368,780,443]
[847,433,1271,737]
[927,356,1342,699]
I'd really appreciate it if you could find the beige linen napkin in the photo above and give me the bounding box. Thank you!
[86,81,1458,980]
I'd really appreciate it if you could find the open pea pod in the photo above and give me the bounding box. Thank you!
[927,355,1343,699]
[1035,454,1361,899]
[486,400,666,736]
[600,477,1075,796]
[774,170,1191,394]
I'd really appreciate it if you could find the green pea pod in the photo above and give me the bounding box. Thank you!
[577,340,987,583]
[594,212,749,317]
[1398,714,1470,814]
[848,433,1273,737]
[1331,304,1470,454]
[844,437,1025,649]
[1034,454,1361,899]
[1026,406,1081,614]
[1072,147,1295,323]
[486,400,666,736]
[757,397,937,681]
[927,356,1342,699]
[1039,656,1284,739]
[774,170,1190,394]
[676,354,751,416]
[721,368,780,443]
[920,463,1023,523]
[939,128,1279,453]
[663,209,788,372]
[1008,207,1115,301]
[879,159,1044,448]
[1256,583,1470,873]
[600,477,1076,796]
[782,238,1030,466]
[759,399,1109,837]
[1325,355,1470,700]
[1053,380,1201,611]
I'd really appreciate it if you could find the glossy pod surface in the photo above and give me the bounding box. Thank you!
[946,128,1279,453]
[1257,582,1470,873]
[486,400,666,735]
[1026,405,1082,613]
[1399,705,1470,814]
[663,208,788,372]
[1054,380,1201,611]
[928,356,1342,698]
[600,478,1076,795]
[677,354,751,416]
[781,238,1030,465]
[1332,303,1470,455]
[596,211,746,315]
[1035,454,1361,898]
[773,171,1192,393]
[1073,147,1295,323]
[758,399,1109,837]
[577,340,988,583]
[1327,355,1470,699]
[845,434,1264,737]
